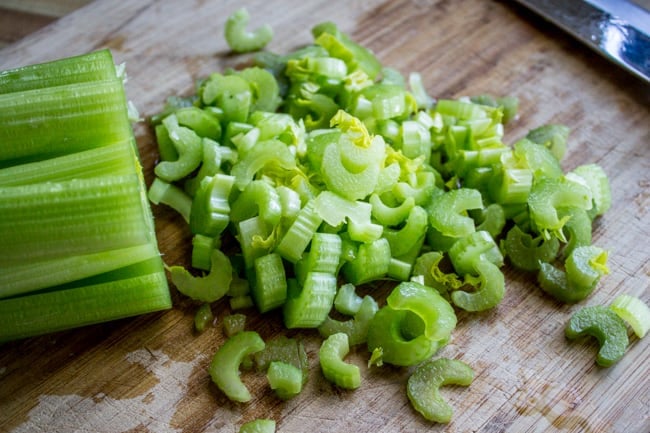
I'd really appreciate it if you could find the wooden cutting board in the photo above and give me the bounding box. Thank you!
[0,1,648,432]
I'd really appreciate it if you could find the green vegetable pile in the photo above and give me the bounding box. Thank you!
[0,50,171,342]
[145,10,649,427]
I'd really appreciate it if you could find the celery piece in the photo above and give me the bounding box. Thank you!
[191,234,218,271]
[367,282,456,366]
[610,294,650,338]
[0,270,170,342]
[209,331,266,402]
[472,203,506,239]
[558,206,592,257]
[448,230,503,277]
[275,200,323,263]
[283,272,337,329]
[319,294,378,345]
[320,134,381,201]
[369,194,415,227]
[153,114,203,182]
[295,232,342,285]
[570,164,612,219]
[253,253,287,313]
[239,419,276,433]
[168,249,233,303]
[148,177,192,223]
[501,225,559,271]
[334,283,363,316]
[366,307,442,367]
[267,361,303,399]
[452,260,505,312]
[194,303,214,333]
[223,313,247,337]
[528,176,592,237]
[526,124,569,161]
[237,67,282,113]
[382,205,428,257]
[312,21,382,79]
[427,188,483,238]
[174,106,222,139]
[341,238,391,285]
[237,216,273,270]
[565,305,629,367]
[201,73,253,123]
[386,281,457,342]
[230,295,255,311]
[0,79,133,167]
[230,180,282,227]
[190,174,235,237]
[239,419,275,433]
[319,332,361,390]
[538,246,609,303]
[225,8,273,53]
[407,358,474,423]
[513,138,563,180]
[230,139,296,191]
[254,335,309,384]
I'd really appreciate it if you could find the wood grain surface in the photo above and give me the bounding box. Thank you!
[0,1,648,432]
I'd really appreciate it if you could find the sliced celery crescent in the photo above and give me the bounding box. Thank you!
[0,50,170,342]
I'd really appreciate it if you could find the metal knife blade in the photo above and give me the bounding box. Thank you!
[513,0,650,83]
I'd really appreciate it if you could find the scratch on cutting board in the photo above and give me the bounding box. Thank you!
[10,349,204,433]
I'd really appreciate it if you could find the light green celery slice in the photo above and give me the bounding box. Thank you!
[0,49,117,94]
[0,140,135,186]
[610,294,650,338]
[0,270,170,342]
[0,79,132,167]
[0,175,150,264]
[0,243,160,299]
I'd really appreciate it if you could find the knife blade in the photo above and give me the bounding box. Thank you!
[513,0,650,83]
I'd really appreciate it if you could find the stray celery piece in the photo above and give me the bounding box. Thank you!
[565,305,629,367]
[267,361,303,399]
[194,303,214,333]
[319,332,361,389]
[239,419,276,433]
[407,358,474,423]
[225,8,273,53]
[223,313,247,337]
[610,294,650,338]
[254,335,309,384]
[209,331,266,402]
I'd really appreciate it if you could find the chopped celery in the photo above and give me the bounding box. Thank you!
[319,332,361,389]
[209,331,266,402]
[610,294,650,338]
[225,8,273,53]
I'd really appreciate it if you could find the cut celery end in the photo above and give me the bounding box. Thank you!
[0,140,136,186]
[0,270,170,342]
[0,49,117,94]
[0,243,161,299]
[0,79,132,167]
